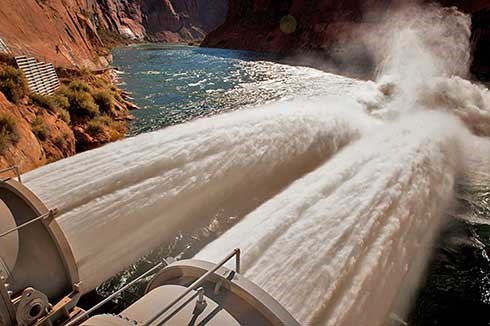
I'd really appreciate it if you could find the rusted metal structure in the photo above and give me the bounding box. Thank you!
[0,167,299,326]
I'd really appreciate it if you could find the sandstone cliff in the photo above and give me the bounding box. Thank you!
[202,0,490,79]
[0,92,76,173]
[0,0,228,69]
[0,58,133,174]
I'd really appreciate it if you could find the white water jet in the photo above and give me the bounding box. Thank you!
[196,112,469,325]
[24,97,371,293]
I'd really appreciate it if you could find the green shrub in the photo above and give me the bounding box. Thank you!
[54,135,67,148]
[32,117,48,141]
[94,77,111,89]
[93,91,114,115]
[86,116,125,140]
[30,93,56,112]
[55,86,71,97]
[0,114,19,153]
[101,116,125,141]
[59,83,99,118]
[86,118,105,136]
[31,93,71,124]
[66,90,99,118]
[52,93,71,123]
[53,94,70,110]
[55,87,73,105]
[108,123,125,141]
[68,80,91,93]
[56,108,71,124]
[80,68,94,77]
[0,65,27,103]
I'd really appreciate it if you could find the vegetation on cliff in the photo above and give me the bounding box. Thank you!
[0,65,27,104]
[30,93,71,124]
[0,57,133,173]
[0,114,19,153]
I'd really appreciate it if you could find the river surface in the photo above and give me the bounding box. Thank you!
[24,37,490,326]
[113,44,359,135]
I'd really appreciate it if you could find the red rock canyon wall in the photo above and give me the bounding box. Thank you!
[0,0,228,69]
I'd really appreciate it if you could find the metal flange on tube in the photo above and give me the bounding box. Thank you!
[0,170,81,326]
[0,167,300,326]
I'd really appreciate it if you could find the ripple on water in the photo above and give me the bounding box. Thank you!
[112,44,363,136]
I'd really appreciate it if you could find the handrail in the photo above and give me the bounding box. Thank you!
[0,209,56,238]
[65,259,169,326]
[0,166,21,183]
[144,248,241,326]
[156,287,205,326]
[65,249,240,325]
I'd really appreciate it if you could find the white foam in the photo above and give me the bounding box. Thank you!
[196,112,469,325]
[24,96,371,293]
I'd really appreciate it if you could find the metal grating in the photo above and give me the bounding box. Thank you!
[0,37,9,53]
[15,56,60,96]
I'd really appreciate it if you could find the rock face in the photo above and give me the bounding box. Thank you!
[0,93,76,173]
[139,0,229,42]
[0,0,228,69]
[0,59,134,173]
[93,0,228,42]
[0,0,106,69]
[202,0,490,79]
